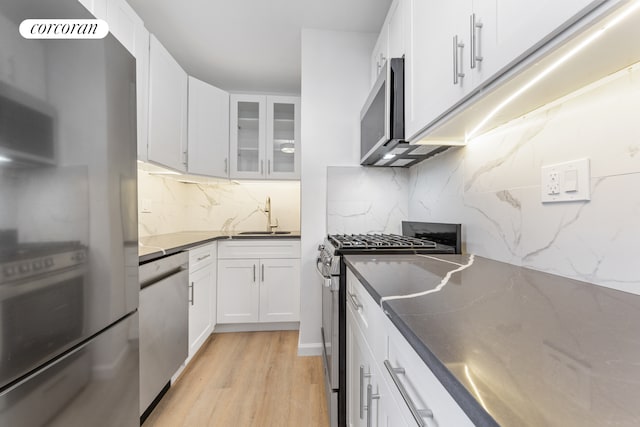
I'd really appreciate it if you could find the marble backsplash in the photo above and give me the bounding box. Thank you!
[326,166,409,235]
[408,63,640,295]
[138,169,300,237]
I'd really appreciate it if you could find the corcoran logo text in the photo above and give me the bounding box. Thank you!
[19,19,109,39]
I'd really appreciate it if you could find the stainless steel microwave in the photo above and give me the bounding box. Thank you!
[360,57,405,166]
[360,57,450,167]
[0,82,56,166]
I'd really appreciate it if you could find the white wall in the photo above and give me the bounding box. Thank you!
[408,62,640,295]
[299,29,375,354]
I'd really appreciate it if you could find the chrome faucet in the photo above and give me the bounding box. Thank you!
[264,196,278,233]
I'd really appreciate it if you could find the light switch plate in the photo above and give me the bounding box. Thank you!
[541,158,590,203]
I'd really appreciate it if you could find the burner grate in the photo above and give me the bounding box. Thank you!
[329,234,437,250]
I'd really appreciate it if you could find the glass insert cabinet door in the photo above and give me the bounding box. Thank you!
[230,94,266,179]
[230,94,300,180]
[266,96,300,179]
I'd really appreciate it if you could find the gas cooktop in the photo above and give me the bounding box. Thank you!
[328,233,437,249]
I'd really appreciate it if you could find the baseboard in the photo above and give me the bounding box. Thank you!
[297,342,323,357]
[214,322,300,333]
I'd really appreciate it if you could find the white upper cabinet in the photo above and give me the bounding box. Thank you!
[230,94,266,179]
[404,0,606,141]
[370,25,389,85]
[470,0,604,85]
[404,0,472,140]
[187,77,230,177]
[266,96,300,180]
[148,35,188,172]
[230,94,300,180]
[370,0,406,86]
[104,0,150,162]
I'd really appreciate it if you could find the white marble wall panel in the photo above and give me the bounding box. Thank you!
[138,168,300,237]
[327,166,409,235]
[182,180,300,233]
[409,63,640,295]
[137,170,188,237]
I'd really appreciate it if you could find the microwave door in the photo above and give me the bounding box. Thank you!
[360,61,391,164]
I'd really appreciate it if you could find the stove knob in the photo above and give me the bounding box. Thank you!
[19,263,30,274]
[317,244,325,251]
[3,266,15,278]
[44,258,54,268]
[32,260,43,271]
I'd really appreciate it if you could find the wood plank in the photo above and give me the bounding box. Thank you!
[143,331,329,427]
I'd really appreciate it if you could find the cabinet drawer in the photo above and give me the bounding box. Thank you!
[189,242,216,272]
[384,318,474,427]
[347,269,387,364]
[218,239,300,259]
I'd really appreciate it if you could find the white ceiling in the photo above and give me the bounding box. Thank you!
[127,0,392,94]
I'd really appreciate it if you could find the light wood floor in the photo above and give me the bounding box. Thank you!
[143,331,329,427]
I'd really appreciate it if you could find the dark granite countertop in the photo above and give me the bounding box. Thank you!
[344,253,640,427]
[139,230,300,264]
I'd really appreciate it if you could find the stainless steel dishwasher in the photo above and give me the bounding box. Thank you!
[139,252,189,419]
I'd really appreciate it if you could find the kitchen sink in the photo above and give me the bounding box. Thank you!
[238,231,291,235]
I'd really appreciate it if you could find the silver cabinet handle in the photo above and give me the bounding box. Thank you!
[348,292,363,310]
[366,384,380,427]
[268,159,271,175]
[182,150,188,167]
[452,35,465,85]
[261,263,265,282]
[189,281,194,306]
[384,360,433,426]
[470,13,483,69]
[224,158,228,174]
[196,254,211,262]
[359,365,372,419]
[260,160,264,175]
[253,264,256,282]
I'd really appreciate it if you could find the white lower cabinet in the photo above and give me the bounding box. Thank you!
[346,269,474,427]
[217,240,300,325]
[347,295,407,427]
[186,242,216,364]
[217,259,260,323]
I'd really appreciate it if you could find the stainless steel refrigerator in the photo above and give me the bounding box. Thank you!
[0,0,139,425]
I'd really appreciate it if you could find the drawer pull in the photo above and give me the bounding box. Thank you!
[384,360,433,426]
[348,292,363,311]
[359,365,372,419]
[196,253,211,262]
[366,384,380,427]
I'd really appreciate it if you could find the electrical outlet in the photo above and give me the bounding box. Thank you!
[141,198,152,213]
[541,158,590,203]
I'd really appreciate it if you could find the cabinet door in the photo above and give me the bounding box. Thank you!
[78,0,107,19]
[188,77,230,177]
[470,0,604,86]
[387,0,406,59]
[404,0,472,140]
[230,94,266,179]
[259,258,300,322]
[217,259,260,323]
[148,35,188,172]
[265,96,300,180]
[105,0,149,162]
[370,26,389,86]
[188,264,213,360]
[347,306,370,427]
